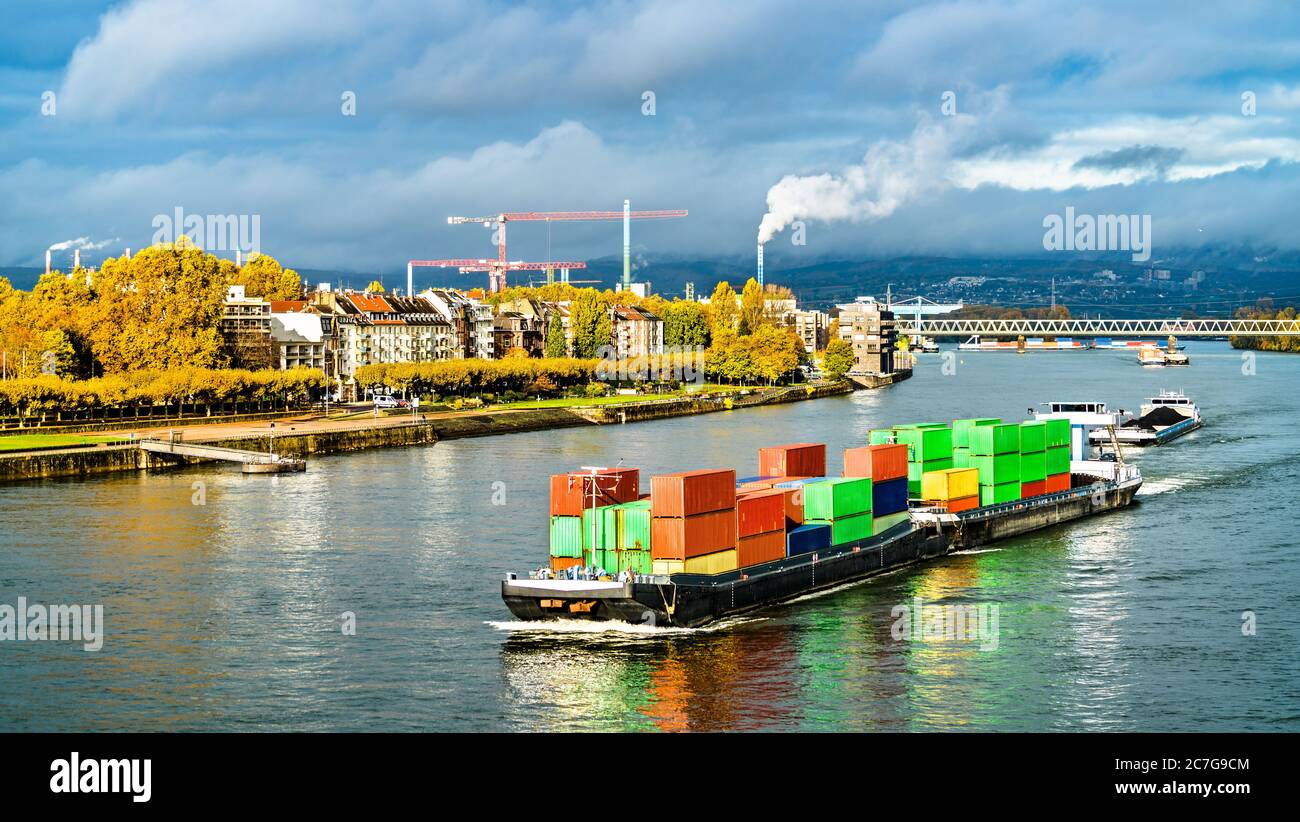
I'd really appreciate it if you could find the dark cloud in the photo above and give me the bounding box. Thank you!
[1073,145,1186,174]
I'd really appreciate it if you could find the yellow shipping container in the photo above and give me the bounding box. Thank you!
[653,549,738,576]
[921,467,980,501]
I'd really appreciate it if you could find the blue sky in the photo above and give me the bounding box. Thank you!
[3,0,1300,279]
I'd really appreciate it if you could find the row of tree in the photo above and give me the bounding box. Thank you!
[0,241,303,380]
[0,367,326,424]
[1230,302,1300,352]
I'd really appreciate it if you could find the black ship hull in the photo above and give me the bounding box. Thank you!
[501,474,1141,628]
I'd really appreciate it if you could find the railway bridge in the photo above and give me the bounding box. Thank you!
[896,318,1300,338]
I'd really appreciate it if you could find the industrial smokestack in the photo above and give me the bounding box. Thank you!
[73,249,80,270]
[407,262,413,298]
[756,242,764,287]
[623,199,631,291]
[45,250,51,275]
[236,248,242,267]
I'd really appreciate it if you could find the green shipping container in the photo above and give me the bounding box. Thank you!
[895,426,953,463]
[872,510,911,534]
[581,505,619,551]
[1020,451,1047,482]
[952,418,1002,448]
[908,458,954,496]
[549,515,583,558]
[615,502,653,552]
[952,447,971,469]
[971,453,1020,486]
[1019,420,1047,453]
[807,512,873,545]
[1045,418,1070,448]
[619,549,653,575]
[1046,445,1071,475]
[868,428,895,445]
[968,423,1020,456]
[803,477,873,519]
[980,482,1021,506]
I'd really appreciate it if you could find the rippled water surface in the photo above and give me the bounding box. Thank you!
[1,341,1297,731]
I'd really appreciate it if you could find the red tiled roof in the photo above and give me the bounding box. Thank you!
[271,300,308,312]
[346,293,393,313]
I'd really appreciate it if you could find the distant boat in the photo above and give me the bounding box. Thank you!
[1096,337,1185,350]
[1138,345,1190,367]
[958,335,1093,351]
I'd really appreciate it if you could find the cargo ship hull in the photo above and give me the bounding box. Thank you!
[502,472,1141,628]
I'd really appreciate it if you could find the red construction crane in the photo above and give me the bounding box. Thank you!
[446,201,687,292]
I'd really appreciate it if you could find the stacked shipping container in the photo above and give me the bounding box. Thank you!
[803,477,873,545]
[843,443,910,533]
[1018,420,1048,497]
[1044,418,1071,493]
[969,423,1022,506]
[650,469,738,575]
[920,466,981,513]
[895,425,954,497]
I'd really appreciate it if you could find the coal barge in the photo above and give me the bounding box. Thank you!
[502,460,1142,629]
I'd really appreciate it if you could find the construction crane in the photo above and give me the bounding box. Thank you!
[407,259,588,296]
[446,201,687,293]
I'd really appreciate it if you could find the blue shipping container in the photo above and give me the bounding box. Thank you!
[736,475,777,486]
[786,523,831,556]
[773,477,827,490]
[871,476,909,516]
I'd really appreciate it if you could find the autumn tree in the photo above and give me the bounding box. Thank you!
[231,253,304,300]
[545,314,567,358]
[663,301,710,348]
[823,338,854,380]
[570,290,610,358]
[738,277,767,335]
[708,281,738,337]
[85,244,228,372]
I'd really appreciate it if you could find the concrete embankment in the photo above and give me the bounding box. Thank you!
[0,383,853,483]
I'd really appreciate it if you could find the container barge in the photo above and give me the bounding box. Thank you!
[958,335,1093,352]
[502,409,1143,629]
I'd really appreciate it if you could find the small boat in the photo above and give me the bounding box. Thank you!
[1138,345,1190,367]
[1088,391,1202,447]
[958,335,1093,352]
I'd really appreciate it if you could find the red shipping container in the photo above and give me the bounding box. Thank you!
[943,495,980,513]
[1020,479,1047,498]
[737,529,786,567]
[759,443,826,478]
[650,509,737,560]
[1045,473,1071,493]
[736,489,786,538]
[843,444,908,482]
[549,468,640,516]
[781,487,805,527]
[650,469,736,517]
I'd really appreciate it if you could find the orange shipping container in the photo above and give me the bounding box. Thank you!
[1045,473,1071,493]
[781,487,805,527]
[736,489,786,538]
[759,444,826,478]
[943,495,980,513]
[549,468,640,516]
[549,556,584,573]
[737,529,785,567]
[650,508,738,560]
[1020,479,1047,498]
[843,444,908,482]
[650,469,736,517]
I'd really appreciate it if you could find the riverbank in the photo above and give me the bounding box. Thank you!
[0,382,852,482]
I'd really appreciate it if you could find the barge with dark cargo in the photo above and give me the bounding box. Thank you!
[503,407,1144,629]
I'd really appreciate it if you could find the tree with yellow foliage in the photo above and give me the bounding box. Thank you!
[230,253,304,300]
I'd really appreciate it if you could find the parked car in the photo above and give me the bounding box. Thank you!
[373,395,404,409]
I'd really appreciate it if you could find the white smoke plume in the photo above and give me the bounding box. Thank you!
[757,113,973,244]
[47,236,120,252]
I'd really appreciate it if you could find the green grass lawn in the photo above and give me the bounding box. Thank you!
[0,433,126,452]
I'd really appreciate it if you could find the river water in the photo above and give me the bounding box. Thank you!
[1,340,1297,731]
